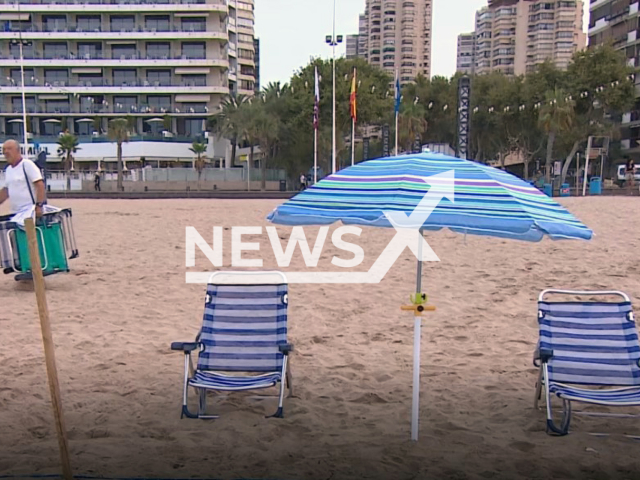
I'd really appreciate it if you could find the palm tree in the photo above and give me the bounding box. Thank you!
[539,88,575,183]
[108,118,130,192]
[56,133,79,191]
[189,140,207,190]
[212,95,249,167]
[251,105,280,191]
[399,102,428,152]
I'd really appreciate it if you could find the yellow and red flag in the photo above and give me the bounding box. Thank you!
[349,68,357,123]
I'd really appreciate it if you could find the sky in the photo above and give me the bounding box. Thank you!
[254,0,590,86]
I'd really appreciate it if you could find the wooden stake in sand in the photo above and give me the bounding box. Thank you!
[25,217,73,480]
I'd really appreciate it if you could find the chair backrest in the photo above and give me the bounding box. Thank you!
[197,273,288,373]
[539,294,640,386]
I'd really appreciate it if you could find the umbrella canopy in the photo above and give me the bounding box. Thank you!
[266,152,593,442]
[268,153,592,241]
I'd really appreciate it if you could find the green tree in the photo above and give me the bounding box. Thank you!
[539,88,575,183]
[56,133,79,191]
[108,118,130,192]
[189,140,207,189]
[398,101,428,152]
[212,94,249,167]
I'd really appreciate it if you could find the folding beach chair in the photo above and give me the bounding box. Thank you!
[171,271,293,419]
[534,289,640,436]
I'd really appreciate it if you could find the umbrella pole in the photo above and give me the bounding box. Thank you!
[411,230,424,442]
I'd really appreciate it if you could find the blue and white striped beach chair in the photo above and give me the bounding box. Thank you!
[534,289,640,436]
[171,271,293,419]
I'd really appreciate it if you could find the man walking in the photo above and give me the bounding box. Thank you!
[94,171,101,192]
[0,139,47,272]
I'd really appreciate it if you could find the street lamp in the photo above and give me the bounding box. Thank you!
[325,0,342,174]
[10,38,32,159]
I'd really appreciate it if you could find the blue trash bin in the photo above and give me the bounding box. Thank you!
[560,183,570,197]
[543,183,553,197]
[589,177,602,195]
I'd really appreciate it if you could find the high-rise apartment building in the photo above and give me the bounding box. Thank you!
[0,0,256,143]
[456,32,476,74]
[346,34,361,60]
[254,37,260,93]
[354,0,433,83]
[588,0,640,156]
[474,0,586,76]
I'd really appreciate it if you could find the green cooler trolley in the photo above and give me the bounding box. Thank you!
[2,209,79,281]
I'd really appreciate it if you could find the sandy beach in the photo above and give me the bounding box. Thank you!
[0,197,639,480]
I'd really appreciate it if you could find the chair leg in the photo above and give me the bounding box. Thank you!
[267,357,288,418]
[534,367,543,409]
[542,364,570,436]
[180,354,198,419]
[286,361,294,398]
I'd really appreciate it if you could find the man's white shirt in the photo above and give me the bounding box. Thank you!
[3,159,42,213]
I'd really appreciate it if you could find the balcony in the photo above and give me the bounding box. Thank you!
[0,26,226,41]
[0,54,229,68]
[0,82,227,95]
[0,103,213,115]
[0,0,227,12]
[622,111,640,125]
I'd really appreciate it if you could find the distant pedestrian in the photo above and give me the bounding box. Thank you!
[94,171,101,192]
[299,173,306,191]
[625,157,635,195]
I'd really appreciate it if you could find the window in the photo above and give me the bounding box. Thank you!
[147,95,172,109]
[239,66,253,76]
[238,48,253,60]
[181,42,206,59]
[146,42,171,59]
[77,15,101,32]
[10,42,34,58]
[9,69,34,86]
[146,70,171,86]
[145,15,170,31]
[182,17,207,32]
[110,15,135,32]
[45,99,70,113]
[237,17,253,28]
[79,95,101,112]
[11,96,36,113]
[556,31,573,38]
[78,42,102,59]
[78,73,102,86]
[43,15,67,32]
[183,118,205,137]
[112,44,137,59]
[44,69,69,85]
[42,119,63,136]
[43,42,68,59]
[113,69,137,85]
[240,79,254,90]
[238,33,254,44]
[75,119,94,136]
[114,96,137,113]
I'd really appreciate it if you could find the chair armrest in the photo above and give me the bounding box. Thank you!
[539,348,553,364]
[279,343,294,355]
[171,342,199,353]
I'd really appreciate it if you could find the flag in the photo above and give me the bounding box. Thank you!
[394,71,401,114]
[350,67,357,123]
[313,66,320,130]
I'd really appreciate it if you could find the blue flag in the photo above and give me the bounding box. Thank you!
[394,74,401,114]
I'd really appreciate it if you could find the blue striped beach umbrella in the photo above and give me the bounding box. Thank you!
[267,152,593,440]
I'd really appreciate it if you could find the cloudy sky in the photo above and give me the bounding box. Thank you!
[254,0,589,86]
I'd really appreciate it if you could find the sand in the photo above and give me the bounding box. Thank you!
[0,197,639,480]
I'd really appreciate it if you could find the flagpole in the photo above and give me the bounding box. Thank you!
[394,111,399,156]
[314,128,318,184]
[394,70,399,156]
[351,118,355,166]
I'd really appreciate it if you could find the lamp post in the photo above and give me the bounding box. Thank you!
[10,38,32,160]
[325,0,342,174]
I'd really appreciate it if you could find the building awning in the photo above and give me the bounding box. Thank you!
[7,119,23,123]
[175,95,210,103]
[76,118,94,123]
[72,68,102,74]
[39,95,69,100]
[174,12,209,17]
[0,13,30,21]
[175,68,211,74]
[43,119,62,124]
[145,118,164,123]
